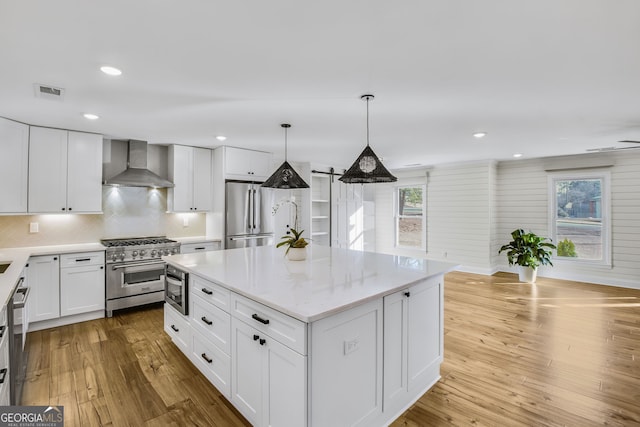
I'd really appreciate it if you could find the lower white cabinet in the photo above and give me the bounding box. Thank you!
[191,328,231,397]
[28,255,60,323]
[181,241,221,254]
[383,277,443,415]
[28,251,105,328]
[231,317,306,427]
[164,304,191,354]
[60,252,105,316]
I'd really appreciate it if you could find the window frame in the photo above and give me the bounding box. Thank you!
[547,170,611,267]
[394,184,427,251]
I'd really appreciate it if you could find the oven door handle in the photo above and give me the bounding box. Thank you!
[112,261,166,270]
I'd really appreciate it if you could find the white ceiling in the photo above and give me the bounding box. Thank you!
[2,1,640,170]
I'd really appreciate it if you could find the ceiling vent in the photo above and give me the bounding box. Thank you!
[33,83,65,101]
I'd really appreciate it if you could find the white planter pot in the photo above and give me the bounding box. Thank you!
[287,247,307,261]
[518,266,537,283]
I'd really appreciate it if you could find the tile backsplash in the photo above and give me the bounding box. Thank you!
[0,187,205,248]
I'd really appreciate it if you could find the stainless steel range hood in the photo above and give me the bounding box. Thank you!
[104,140,174,188]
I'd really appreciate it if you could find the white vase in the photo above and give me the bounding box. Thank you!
[287,247,307,261]
[518,266,537,283]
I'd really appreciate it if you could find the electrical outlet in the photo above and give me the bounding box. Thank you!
[344,338,359,355]
[29,222,39,233]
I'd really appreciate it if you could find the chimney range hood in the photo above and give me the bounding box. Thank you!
[104,140,174,188]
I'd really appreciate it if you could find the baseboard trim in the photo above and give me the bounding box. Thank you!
[28,310,104,332]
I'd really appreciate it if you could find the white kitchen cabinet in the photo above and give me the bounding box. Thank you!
[168,145,212,212]
[383,277,443,415]
[0,305,9,406]
[0,117,29,214]
[310,298,383,427]
[191,327,231,398]
[60,252,105,316]
[180,241,221,254]
[28,255,60,323]
[164,303,191,355]
[224,146,272,181]
[28,127,102,213]
[231,317,306,427]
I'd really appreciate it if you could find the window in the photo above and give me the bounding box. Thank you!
[549,171,610,265]
[395,185,426,250]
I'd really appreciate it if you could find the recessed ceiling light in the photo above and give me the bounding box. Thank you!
[513,153,523,158]
[83,113,99,120]
[216,135,227,141]
[473,132,487,138]
[100,66,122,76]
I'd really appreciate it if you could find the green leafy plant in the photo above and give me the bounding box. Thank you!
[498,229,556,268]
[276,228,309,254]
[556,238,577,257]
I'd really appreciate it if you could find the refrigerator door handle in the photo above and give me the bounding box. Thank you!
[246,188,253,231]
[253,189,261,232]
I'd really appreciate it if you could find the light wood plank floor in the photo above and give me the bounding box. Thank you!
[23,272,640,426]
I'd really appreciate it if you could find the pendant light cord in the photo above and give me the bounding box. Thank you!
[366,97,370,147]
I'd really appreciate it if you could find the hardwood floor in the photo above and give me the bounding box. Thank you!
[23,272,640,426]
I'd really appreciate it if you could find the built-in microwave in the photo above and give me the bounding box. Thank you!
[165,265,189,315]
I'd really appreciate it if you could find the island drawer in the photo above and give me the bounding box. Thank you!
[191,328,231,398]
[191,274,230,312]
[230,293,307,355]
[164,303,191,355]
[60,251,105,267]
[191,293,231,354]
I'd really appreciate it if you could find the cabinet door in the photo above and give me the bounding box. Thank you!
[246,150,273,180]
[192,147,212,211]
[28,127,68,213]
[231,318,262,425]
[383,290,408,411]
[67,131,103,213]
[168,145,194,212]
[60,264,105,316]
[263,335,306,427]
[0,118,29,213]
[225,147,272,181]
[28,256,60,322]
[406,277,441,392]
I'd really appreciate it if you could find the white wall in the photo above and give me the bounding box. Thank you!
[496,151,640,289]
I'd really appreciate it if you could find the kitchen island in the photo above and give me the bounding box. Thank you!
[163,245,457,427]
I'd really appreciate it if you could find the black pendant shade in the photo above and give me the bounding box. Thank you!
[261,124,310,189]
[339,94,397,184]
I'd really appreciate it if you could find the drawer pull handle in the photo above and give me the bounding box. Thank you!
[404,291,411,298]
[170,325,179,332]
[201,353,213,364]
[253,334,259,341]
[201,288,213,295]
[0,325,4,339]
[201,316,213,326]
[194,247,205,250]
[252,314,270,325]
[75,258,91,262]
[0,368,7,384]
[259,338,266,346]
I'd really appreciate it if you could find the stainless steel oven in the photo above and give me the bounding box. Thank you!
[102,236,180,317]
[165,264,189,315]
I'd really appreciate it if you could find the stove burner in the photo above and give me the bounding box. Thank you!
[101,236,177,247]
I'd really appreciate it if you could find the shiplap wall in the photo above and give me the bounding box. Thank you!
[496,151,640,288]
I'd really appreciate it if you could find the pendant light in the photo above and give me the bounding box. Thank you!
[339,94,397,184]
[262,124,310,189]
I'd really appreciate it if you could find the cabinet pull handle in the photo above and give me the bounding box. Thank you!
[0,326,4,338]
[201,288,213,295]
[201,353,213,364]
[68,207,72,211]
[0,368,6,384]
[76,258,91,262]
[253,334,260,341]
[194,247,205,250]
[259,338,266,346]
[404,291,411,298]
[201,316,213,326]
[53,257,58,261]
[171,325,179,332]
[252,314,270,325]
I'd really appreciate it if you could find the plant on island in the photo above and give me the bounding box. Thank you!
[272,197,310,255]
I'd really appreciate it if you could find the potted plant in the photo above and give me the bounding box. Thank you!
[276,228,310,260]
[498,229,556,283]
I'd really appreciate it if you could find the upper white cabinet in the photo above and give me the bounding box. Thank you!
[0,118,29,214]
[168,145,212,212]
[28,127,102,213]
[224,146,272,181]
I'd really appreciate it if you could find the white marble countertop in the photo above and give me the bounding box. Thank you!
[0,243,105,307]
[163,245,458,323]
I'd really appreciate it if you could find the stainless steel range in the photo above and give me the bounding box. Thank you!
[102,236,180,317]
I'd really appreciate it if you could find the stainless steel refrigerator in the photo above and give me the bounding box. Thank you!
[225,181,275,249]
